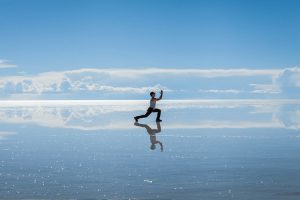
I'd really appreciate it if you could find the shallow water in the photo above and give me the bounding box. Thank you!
[0,100,300,200]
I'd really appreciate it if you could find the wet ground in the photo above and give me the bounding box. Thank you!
[0,100,300,200]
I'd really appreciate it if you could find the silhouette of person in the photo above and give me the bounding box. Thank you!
[134,122,163,152]
[134,90,163,122]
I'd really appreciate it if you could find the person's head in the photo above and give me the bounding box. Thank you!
[150,144,156,150]
[150,91,155,98]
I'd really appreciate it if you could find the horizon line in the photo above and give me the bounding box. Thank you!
[0,99,299,106]
[0,99,299,101]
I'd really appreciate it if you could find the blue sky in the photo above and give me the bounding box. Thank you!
[1,0,300,72]
[0,0,300,99]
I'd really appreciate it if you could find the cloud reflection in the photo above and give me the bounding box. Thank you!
[0,131,16,140]
[0,100,299,130]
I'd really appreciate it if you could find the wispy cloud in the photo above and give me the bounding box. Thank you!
[81,84,171,93]
[199,89,242,94]
[64,68,282,78]
[0,59,17,69]
[0,67,299,99]
[0,71,170,95]
[249,84,280,94]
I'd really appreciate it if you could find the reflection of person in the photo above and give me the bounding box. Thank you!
[134,122,163,152]
[134,90,163,122]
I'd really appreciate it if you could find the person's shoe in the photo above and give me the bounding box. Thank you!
[156,119,162,122]
[134,117,138,122]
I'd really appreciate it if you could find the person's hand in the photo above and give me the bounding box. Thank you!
[160,89,163,94]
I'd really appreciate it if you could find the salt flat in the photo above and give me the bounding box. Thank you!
[0,100,300,199]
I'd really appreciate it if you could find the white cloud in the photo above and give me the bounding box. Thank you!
[0,59,17,69]
[199,89,242,94]
[65,68,282,78]
[81,84,171,93]
[276,67,300,87]
[0,67,299,99]
[0,70,171,95]
[249,84,280,94]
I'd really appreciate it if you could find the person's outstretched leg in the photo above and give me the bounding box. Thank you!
[135,108,152,122]
[153,108,161,122]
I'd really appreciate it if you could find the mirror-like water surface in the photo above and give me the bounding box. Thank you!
[0,100,300,199]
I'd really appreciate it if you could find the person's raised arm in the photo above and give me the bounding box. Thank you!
[157,90,163,101]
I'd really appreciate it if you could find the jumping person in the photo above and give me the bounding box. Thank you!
[134,90,163,122]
